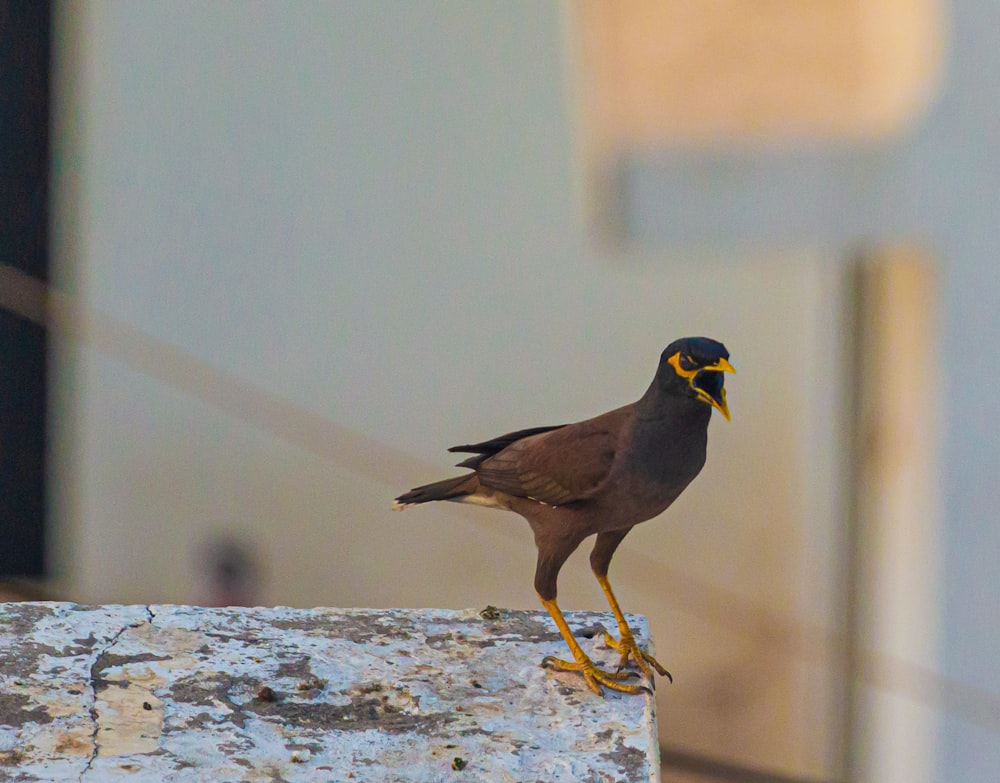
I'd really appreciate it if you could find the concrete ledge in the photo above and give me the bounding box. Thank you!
[0,603,659,781]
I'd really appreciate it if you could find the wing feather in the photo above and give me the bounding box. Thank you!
[473,407,629,506]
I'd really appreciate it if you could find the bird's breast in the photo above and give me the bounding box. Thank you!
[630,414,707,477]
[607,416,708,517]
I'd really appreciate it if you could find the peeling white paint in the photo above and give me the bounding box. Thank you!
[0,603,660,781]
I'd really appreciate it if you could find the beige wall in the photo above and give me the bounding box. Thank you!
[46,2,947,780]
[575,0,945,150]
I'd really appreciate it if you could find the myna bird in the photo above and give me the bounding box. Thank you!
[393,337,733,695]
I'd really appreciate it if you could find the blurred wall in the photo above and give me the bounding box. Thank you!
[44,2,982,781]
[600,0,1000,779]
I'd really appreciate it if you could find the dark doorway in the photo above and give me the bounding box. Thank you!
[0,1,52,576]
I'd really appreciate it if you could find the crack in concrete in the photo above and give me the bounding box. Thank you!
[79,606,155,781]
[9,604,657,779]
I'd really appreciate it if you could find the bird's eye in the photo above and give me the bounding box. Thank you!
[679,354,698,371]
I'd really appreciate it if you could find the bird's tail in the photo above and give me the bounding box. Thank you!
[392,474,476,510]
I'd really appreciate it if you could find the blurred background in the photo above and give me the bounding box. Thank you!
[2,1,999,781]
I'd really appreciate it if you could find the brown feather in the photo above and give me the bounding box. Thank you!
[473,407,627,506]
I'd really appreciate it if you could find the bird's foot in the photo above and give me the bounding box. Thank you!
[603,631,672,684]
[541,654,650,696]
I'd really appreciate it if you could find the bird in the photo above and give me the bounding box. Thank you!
[393,337,734,695]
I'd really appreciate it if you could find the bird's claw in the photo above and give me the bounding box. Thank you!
[541,654,651,696]
[603,631,672,684]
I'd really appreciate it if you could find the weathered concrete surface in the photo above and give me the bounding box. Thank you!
[0,603,660,782]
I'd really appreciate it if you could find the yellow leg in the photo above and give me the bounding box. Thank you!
[538,595,648,696]
[595,574,672,684]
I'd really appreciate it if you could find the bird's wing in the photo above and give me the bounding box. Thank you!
[473,407,629,506]
[449,425,566,467]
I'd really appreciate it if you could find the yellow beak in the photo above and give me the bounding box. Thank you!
[700,386,731,421]
[706,357,736,375]
[693,357,735,421]
[666,353,735,421]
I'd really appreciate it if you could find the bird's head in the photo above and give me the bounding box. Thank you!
[656,337,735,420]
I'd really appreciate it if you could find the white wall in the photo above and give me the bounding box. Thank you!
[50,3,847,778]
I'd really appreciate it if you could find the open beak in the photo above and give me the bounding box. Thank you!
[696,358,735,421]
[667,353,736,420]
[711,358,735,375]
[701,386,731,421]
